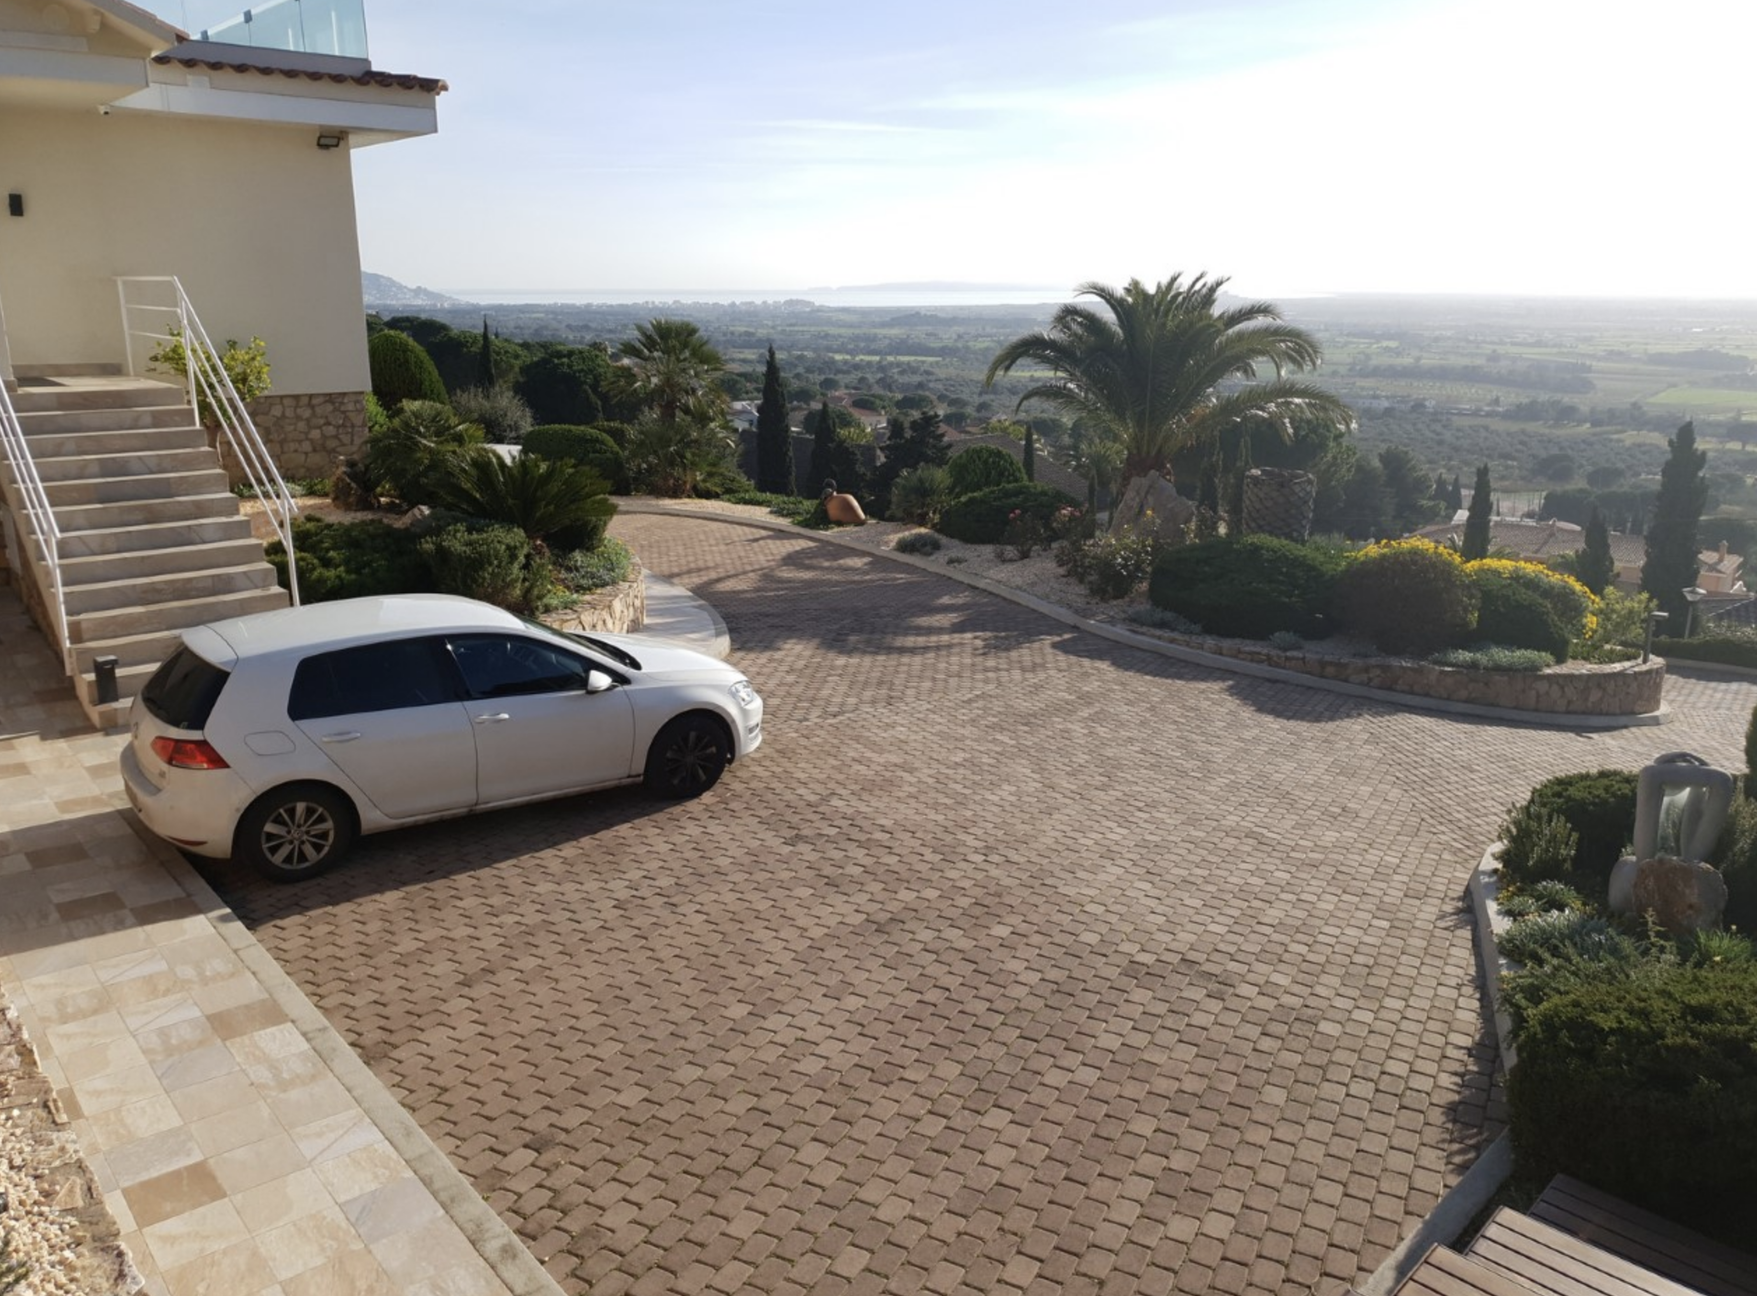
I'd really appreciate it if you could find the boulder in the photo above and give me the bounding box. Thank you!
[1627,855,1728,935]
[1111,471,1195,542]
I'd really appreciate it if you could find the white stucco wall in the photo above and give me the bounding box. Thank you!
[0,105,368,394]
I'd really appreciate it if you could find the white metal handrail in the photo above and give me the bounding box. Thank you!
[116,277,300,604]
[0,368,74,674]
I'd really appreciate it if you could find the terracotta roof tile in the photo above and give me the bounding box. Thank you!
[152,54,446,94]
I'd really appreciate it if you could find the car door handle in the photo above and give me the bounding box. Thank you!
[474,713,511,724]
[321,731,362,743]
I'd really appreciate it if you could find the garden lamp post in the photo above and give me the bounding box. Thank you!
[1682,586,1706,639]
[1642,609,1668,663]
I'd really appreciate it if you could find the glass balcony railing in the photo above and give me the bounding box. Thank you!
[198,0,369,60]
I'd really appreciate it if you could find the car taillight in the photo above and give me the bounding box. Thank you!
[149,737,230,770]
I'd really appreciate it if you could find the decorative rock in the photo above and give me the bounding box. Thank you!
[825,493,866,525]
[1629,855,1728,934]
[1110,471,1195,542]
[1608,854,1639,914]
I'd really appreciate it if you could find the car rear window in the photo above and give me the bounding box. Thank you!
[140,647,230,731]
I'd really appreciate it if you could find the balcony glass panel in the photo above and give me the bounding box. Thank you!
[198,0,370,60]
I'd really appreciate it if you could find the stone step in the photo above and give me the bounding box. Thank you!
[12,424,208,459]
[66,582,288,643]
[43,468,230,506]
[78,662,164,732]
[61,561,280,616]
[32,448,221,483]
[68,627,187,676]
[17,404,196,435]
[60,537,269,587]
[9,381,184,414]
[52,493,244,531]
[11,363,124,379]
[56,515,254,558]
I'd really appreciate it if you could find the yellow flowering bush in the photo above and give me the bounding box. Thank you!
[1467,558,1600,640]
[1336,538,1478,654]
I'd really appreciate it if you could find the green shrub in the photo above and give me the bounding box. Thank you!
[937,482,1077,545]
[1498,803,1582,888]
[364,391,389,438]
[894,530,942,556]
[557,537,633,593]
[1510,770,1640,900]
[522,424,628,493]
[1747,701,1757,797]
[889,465,954,526]
[1507,962,1757,1244]
[1466,558,1598,641]
[1585,587,1654,649]
[1335,539,1477,655]
[266,517,425,603]
[946,445,1025,497]
[434,448,616,550]
[452,386,533,444]
[369,329,449,411]
[1071,531,1160,600]
[689,457,753,500]
[1497,880,1591,919]
[1570,642,1640,664]
[1149,536,1346,640]
[418,522,553,614]
[1680,927,1757,968]
[1472,574,1570,661]
[1128,605,1202,634]
[365,400,484,506]
[148,329,271,429]
[1498,911,1618,965]
[1430,645,1554,672]
[1654,634,1757,670]
[1710,794,1757,933]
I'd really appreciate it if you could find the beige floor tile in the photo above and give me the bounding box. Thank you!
[143,914,214,947]
[19,962,101,1002]
[142,1197,250,1273]
[73,924,155,963]
[312,1142,408,1204]
[136,1013,223,1064]
[105,1187,136,1234]
[368,1216,490,1291]
[211,1131,308,1195]
[24,983,113,1027]
[266,1076,356,1131]
[106,969,188,1011]
[340,1174,444,1246]
[8,939,91,981]
[256,1204,360,1282]
[169,1069,260,1123]
[226,1023,309,1070]
[153,1042,241,1093]
[60,1033,151,1084]
[92,948,171,987]
[159,1237,278,1296]
[409,1269,512,1296]
[86,1092,184,1149]
[76,1061,168,1115]
[289,1111,384,1167]
[206,997,290,1042]
[43,1007,130,1056]
[105,1125,204,1188]
[234,1168,334,1235]
[242,1049,327,1096]
[281,1245,396,1296]
[190,1097,283,1159]
[118,992,204,1036]
[191,976,273,1016]
[124,1160,227,1230]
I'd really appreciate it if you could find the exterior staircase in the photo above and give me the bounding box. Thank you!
[1,365,289,728]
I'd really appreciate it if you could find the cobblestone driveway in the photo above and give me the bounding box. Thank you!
[203,515,1757,1296]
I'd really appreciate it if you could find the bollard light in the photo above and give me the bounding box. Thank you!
[94,655,120,705]
[1642,609,1668,663]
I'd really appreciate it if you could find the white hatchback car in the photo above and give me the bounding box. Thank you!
[121,594,763,881]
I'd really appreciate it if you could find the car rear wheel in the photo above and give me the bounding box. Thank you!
[236,785,355,882]
[644,714,730,799]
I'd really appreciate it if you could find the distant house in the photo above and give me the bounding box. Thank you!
[1696,542,1745,594]
[1412,517,1747,597]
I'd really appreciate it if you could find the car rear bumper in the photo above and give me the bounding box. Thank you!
[120,743,252,859]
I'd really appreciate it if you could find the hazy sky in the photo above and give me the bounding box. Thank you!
[152,0,1755,298]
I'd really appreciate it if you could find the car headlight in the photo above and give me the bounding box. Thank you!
[729,679,759,708]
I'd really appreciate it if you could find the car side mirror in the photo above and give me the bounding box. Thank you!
[584,670,616,695]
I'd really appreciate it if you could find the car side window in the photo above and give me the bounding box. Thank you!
[288,637,463,721]
[447,634,594,699]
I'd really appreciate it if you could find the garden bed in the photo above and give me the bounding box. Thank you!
[543,558,646,636]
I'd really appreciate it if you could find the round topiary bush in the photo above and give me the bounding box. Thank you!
[1467,558,1598,641]
[1334,539,1477,655]
[1472,574,1571,661]
[946,445,1026,498]
[1503,769,1639,899]
[368,330,449,411]
[1507,962,1757,1245]
[1148,535,1347,639]
[523,424,628,493]
[937,482,1078,545]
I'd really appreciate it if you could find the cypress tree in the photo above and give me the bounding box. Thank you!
[1449,474,1464,512]
[1577,506,1615,596]
[1024,426,1036,482]
[1462,464,1493,560]
[808,400,836,492]
[1641,420,1709,622]
[477,317,495,389]
[755,345,794,494]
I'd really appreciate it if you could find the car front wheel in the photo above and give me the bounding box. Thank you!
[644,714,730,799]
[236,785,355,882]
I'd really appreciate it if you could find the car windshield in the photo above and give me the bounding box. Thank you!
[515,616,643,672]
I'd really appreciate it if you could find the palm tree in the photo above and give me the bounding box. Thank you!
[984,274,1353,484]
[615,319,728,427]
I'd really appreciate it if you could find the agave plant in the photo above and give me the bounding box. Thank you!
[435,447,616,546]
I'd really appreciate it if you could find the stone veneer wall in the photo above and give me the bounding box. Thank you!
[1180,636,1666,716]
[219,391,369,485]
[542,561,647,636]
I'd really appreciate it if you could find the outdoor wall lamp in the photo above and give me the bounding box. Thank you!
[315,132,345,150]
[6,194,21,218]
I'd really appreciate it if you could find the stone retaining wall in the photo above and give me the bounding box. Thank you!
[219,391,369,485]
[542,561,646,636]
[1186,636,1665,715]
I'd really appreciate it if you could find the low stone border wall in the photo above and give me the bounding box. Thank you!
[542,560,646,636]
[1184,638,1666,718]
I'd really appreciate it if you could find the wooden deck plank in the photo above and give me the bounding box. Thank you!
[1394,1245,1543,1296]
[1469,1210,1700,1296]
[1530,1175,1757,1296]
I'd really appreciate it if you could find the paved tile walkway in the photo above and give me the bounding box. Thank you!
[185,513,1757,1296]
[0,603,521,1294]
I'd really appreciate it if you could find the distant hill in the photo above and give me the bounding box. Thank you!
[362,272,471,309]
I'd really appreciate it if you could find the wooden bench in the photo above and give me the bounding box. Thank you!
[1394,1243,1544,1296]
[1529,1175,1757,1296]
[1468,1208,1699,1296]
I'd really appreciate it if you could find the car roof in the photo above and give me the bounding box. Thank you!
[189,594,527,666]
